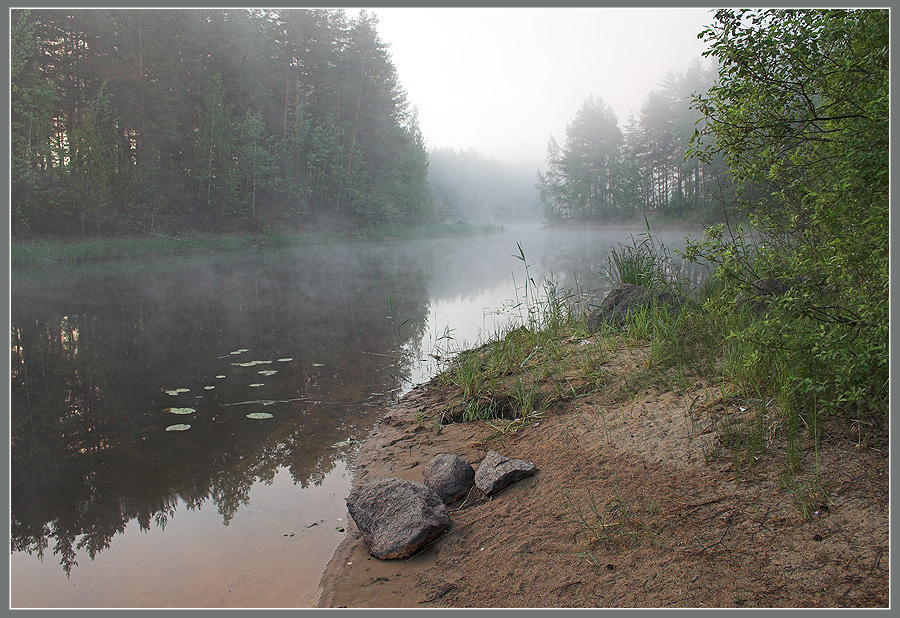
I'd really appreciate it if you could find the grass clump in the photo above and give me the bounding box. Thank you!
[431,223,885,520]
[565,486,662,551]
[604,218,684,292]
[435,250,599,426]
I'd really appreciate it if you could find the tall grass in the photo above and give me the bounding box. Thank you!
[440,227,872,497]
[437,247,584,424]
[604,218,684,292]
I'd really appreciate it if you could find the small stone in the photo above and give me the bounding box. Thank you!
[423,454,475,503]
[474,450,537,496]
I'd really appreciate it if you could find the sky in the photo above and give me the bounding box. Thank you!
[371,7,716,168]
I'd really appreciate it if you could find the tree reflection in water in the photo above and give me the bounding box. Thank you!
[11,242,431,576]
[10,227,700,579]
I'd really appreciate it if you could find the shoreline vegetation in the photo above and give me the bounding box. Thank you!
[420,234,887,490]
[9,210,719,271]
[9,221,506,270]
[317,231,887,607]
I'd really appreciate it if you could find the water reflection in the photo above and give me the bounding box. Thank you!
[10,225,700,605]
[11,242,432,577]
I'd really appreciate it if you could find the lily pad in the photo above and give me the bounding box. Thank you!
[258,369,277,376]
[164,388,190,396]
[246,412,274,419]
[165,407,195,415]
[276,358,293,362]
[165,423,191,431]
[232,360,273,368]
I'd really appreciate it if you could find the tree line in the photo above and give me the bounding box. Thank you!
[11,9,433,238]
[538,60,736,223]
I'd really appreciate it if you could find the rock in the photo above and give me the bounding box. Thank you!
[586,283,683,330]
[737,277,788,313]
[345,477,450,560]
[423,453,476,503]
[474,450,536,496]
[750,278,788,296]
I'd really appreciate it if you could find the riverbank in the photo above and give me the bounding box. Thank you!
[316,326,888,607]
[10,222,504,269]
[545,210,730,234]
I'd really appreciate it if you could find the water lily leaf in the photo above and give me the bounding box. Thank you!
[165,407,195,415]
[276,358,293,362]
[248,383,264,387]
[246,412,273,419]
[231,360,273,367]
[257,369,277,376]
[164,388,190,395]
[230,349,250,355]
[165,424,191,431]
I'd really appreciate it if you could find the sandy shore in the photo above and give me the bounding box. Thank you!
[315,344,888,608]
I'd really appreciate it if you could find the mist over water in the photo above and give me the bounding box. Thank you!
[10,224,702,607]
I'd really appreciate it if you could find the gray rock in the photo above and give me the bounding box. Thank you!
[737,277,788,314]
[474,450,537,496]
[346,477,450,560]
[423,453,476,504]
[586,283,683,331]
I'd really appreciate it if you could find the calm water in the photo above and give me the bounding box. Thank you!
[9,225,702,608]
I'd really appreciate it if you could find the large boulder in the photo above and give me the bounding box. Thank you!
[586,283,682,330]
[423,453,476,504]
[346,477,451,560]
[474,450,537,496]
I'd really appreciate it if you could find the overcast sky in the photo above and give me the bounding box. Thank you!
[371,7,716,168]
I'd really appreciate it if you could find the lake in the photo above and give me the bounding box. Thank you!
[9,224,703,608]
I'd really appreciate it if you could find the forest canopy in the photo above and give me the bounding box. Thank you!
[537,60,733,224]
[10,9,434,238]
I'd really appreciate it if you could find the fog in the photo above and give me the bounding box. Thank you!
[374,7,714,168]
[10,225,707,605]
[428,148,543,224]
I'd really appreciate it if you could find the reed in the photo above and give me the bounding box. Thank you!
[604,219,683,291]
